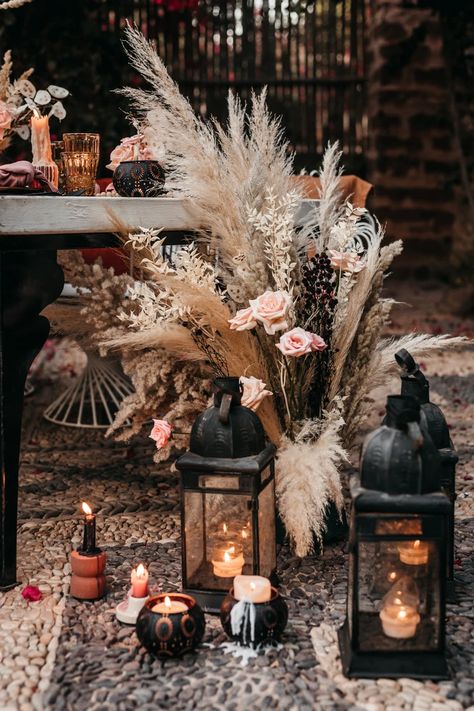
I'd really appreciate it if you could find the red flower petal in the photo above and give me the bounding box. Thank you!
[21,585,43,602]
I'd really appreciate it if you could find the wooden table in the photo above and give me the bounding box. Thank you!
[0,194,316,588]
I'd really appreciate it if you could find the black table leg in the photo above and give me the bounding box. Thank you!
[0,250,64,589]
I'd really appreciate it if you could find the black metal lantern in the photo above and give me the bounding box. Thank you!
[339,395,450,680]
[393,349,458,588]
[176,377,277,613]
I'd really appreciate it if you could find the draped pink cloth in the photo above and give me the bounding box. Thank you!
[0,160,58,192]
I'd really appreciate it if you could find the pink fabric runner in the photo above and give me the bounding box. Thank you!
[0,160,58,192]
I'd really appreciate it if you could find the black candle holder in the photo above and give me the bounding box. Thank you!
[112,160,165,197]
[135,593,205,659]
[220,586,288,648]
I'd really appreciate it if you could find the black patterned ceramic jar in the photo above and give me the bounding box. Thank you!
[112,160,165,197]
[135,593,205,659]
[220,587,288,648]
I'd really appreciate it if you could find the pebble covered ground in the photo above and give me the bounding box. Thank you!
[0,310,473,711]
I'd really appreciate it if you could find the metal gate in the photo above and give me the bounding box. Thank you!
[101,1,370,172]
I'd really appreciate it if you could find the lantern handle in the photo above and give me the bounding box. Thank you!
[219,392,232,424]
[395,349,417,374]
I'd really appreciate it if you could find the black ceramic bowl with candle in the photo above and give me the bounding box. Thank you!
[112,160,165,197]
[136,593,205,659]
[220,586,288,649]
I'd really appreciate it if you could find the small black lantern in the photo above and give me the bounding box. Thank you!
[176,377,277,613]
[339,395,450,680]
[393,349,458,588]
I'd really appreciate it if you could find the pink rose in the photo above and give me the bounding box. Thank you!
[276,327,327,358]
[21,585,42,602]
[240,376,272,412]
[228,306,257,332]
[329,250,365,274]
[149,419,172,450]
[249,290,292,335]
[107,134,151,171]
[0,101,12,132]
[309,333,327,352]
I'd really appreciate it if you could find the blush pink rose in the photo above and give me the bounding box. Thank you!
[240,376,272,412]
[0,101,12,132]
[149,419,172,450]
[329,250,365,274]
[107,134,151,171]
[309,333,327,352]
[276,327,327,357]
[249,290,292,335]
[228,306,257,331]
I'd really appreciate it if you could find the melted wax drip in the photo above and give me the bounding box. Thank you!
[230,599,257,645]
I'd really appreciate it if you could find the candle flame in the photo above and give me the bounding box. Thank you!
[414,540,421,549]
[394,597,402,605]
[81,501,92,515]
[32,106,41,119]
[165,595,171,609]
[250,582,256,591]
[388,571,397,582]
[398,609,407,620]
[136,563,146,578]
[224,545,235,562]
[241,529,248,539]
[223,523,227,534]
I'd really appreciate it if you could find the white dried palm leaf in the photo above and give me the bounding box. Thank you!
[276,416,347,557]
[329,218,385,400]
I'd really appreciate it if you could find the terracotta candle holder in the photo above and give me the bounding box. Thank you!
[70,549,107,601]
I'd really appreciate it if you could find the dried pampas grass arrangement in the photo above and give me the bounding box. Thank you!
[71,25,466,556]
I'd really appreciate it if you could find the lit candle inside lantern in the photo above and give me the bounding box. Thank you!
[398,539,429,566]
[131,563,149,598]
[152,595,188,614]
[234,575,271,603]
[81,501,97,554]
[212,544,244,578]
[30,108,58,188]
[379,599,420,639]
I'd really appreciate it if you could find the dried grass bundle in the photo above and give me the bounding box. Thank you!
[62,27,467,557]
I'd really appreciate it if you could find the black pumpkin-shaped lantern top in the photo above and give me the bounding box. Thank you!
[394,348,451,450]
[190,377,266,458]
[361,395,442,495]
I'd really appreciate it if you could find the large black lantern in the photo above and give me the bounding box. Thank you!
[339,395,450,679]
[176,377,277,613]
[394,349,458,589]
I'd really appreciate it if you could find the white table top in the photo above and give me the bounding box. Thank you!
[0,194,318,236]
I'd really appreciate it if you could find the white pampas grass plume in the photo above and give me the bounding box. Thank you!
[276,419,347,557]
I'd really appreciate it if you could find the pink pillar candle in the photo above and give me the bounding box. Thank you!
[131,563,149,598]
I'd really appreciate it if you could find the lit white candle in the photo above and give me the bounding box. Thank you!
[212,544,244,578]
[380,601,420,639]
[398,539,429,566]
[234,575,271,603]
[152,595,187,614]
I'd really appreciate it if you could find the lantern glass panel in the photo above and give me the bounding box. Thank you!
[183,487,253,591]
[258,470,276,577]
[357,537,441,652]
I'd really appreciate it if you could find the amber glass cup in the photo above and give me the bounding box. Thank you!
[63,132,100,154]
[61,151,99,196]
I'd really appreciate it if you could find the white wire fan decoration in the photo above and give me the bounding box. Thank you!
[43,351,134,429]
[24,375,35,397]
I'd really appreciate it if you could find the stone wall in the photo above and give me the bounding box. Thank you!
[366,0,461,275]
